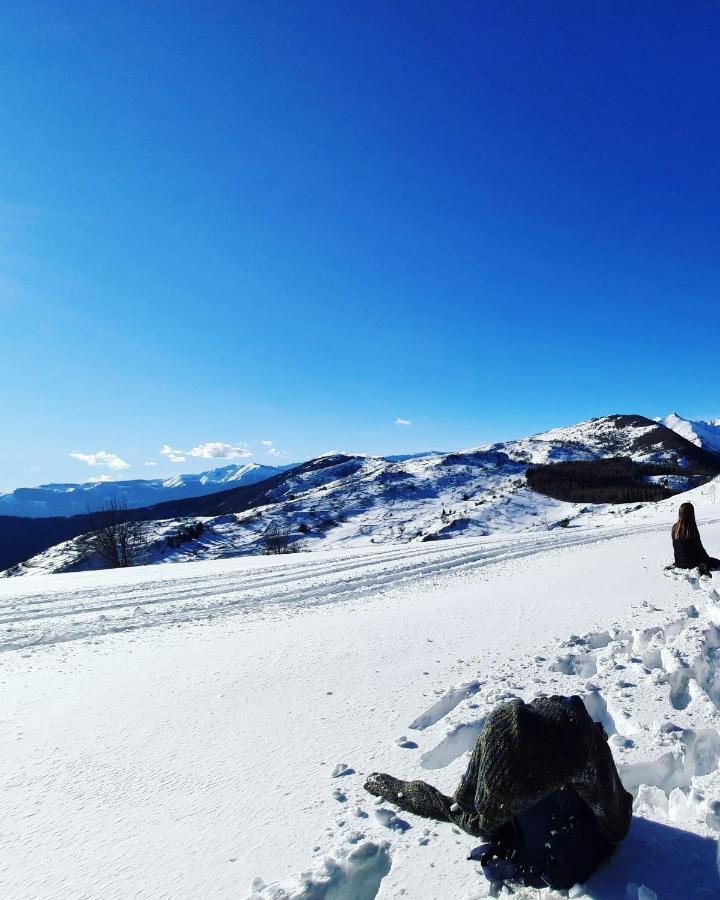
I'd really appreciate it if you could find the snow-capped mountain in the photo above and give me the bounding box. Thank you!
[383,451,445,462]
[8,413,720,577]
[658,412,720,455]
[0,462,292,519]
[486,412,708,465]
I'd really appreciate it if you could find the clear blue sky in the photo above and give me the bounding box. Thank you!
[2,1,719,490]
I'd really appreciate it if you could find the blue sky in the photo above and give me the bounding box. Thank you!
[2,2,720,490]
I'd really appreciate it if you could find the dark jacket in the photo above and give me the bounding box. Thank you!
[455,695,632,843]
[672,528,710,569]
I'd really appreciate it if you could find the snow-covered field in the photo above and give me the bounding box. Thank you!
[2,488,720,898]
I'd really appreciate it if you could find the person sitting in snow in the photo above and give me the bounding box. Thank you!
[672,502,720,574]
[365,694,632,890]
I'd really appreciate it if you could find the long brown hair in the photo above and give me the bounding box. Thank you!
[673,502,700,541]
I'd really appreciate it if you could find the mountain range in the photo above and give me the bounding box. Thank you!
[2,412,719,576]
[0,462,293,518]
[657,412,720,455]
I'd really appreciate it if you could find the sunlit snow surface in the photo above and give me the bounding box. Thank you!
[2,481,720,898]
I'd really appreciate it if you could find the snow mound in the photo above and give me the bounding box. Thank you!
[246,841,392,899]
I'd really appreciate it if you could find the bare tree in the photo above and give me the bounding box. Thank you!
[260,523,296,554]
[80,499,147,568]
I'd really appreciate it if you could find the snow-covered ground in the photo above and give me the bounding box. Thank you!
[2,487,720,898]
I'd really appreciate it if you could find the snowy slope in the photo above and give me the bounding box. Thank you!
[0,462,290,518]
[494,413,666,464]
[11,414,720,577]
[383,451,445,462]
[660,412,720,455]
[2,487,720,898]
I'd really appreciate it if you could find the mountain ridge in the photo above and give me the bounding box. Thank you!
[3,411,717,520]
[0,462,293,519]
[658,412,720,455]
[5,412,720,576]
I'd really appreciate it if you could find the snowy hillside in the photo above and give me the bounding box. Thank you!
[660,412,720,455]
[494,413,682,464]
[10,414,720,577]
[0,462,290,518]
[3,481,720,898]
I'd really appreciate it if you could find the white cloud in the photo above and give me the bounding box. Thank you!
[160,441,253,463]
[260,439,288,460]
[70,450,130,471]
[88,474,115,483]
[144,460,158,467]
[395,418,412,426]
[160,444,187,463]
[188,441,252,460]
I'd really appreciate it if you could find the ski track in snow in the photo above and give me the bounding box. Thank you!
[2,519,716,654]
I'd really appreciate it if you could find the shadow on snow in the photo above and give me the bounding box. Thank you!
[585,816,718,899]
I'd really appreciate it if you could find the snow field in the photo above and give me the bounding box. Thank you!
[245,528,720,899]
[5,511,718,652]
[1,513,719,898]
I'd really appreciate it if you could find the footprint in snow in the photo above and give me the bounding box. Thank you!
[375,807,411,832]
[409,679,481,731]
[550,650,598,677]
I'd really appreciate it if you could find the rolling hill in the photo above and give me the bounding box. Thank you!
[5,413,720,576]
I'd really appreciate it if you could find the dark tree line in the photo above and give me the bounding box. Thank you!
[526,457,682,504]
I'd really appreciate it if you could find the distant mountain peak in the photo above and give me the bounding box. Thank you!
[0,461,293,519]
[658,412,720,455]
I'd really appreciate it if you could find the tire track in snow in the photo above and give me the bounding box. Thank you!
[2,519,717,654]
